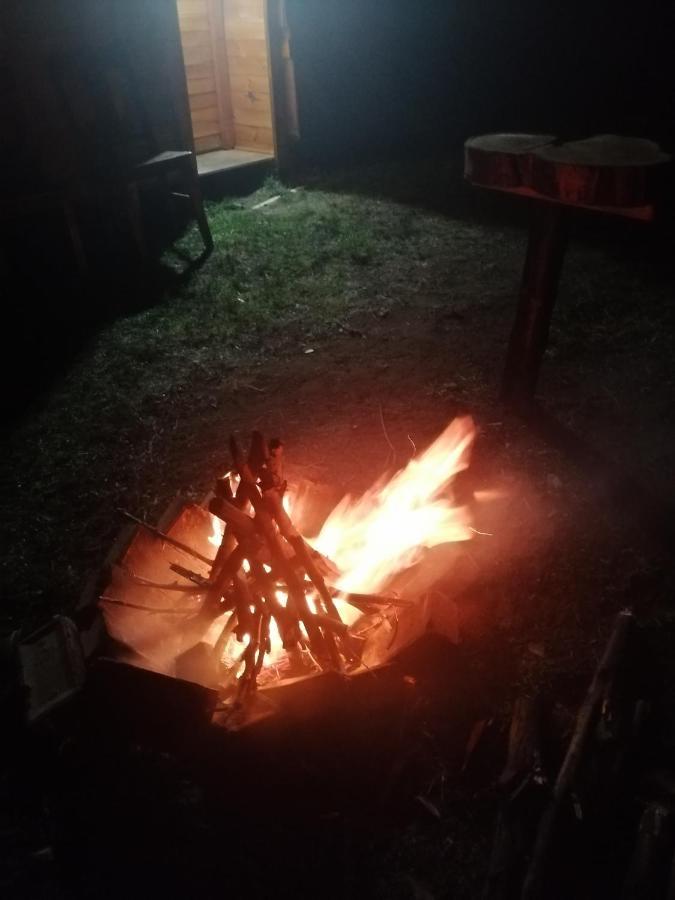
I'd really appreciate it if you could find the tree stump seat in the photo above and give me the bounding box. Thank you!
[464,133,671,407]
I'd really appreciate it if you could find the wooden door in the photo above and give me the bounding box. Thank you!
[222,0,274,154]
[176,0,234,153]
[176,0,299,161]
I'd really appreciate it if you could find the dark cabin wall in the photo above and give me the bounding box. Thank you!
[287,0,675,166]
[2,0,673,182]
[1,0,192,186]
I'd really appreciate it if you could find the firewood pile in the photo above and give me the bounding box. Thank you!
[482,608,675,900]
[114,431,410,710]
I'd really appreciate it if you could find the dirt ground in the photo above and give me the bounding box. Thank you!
[2,160,675,897]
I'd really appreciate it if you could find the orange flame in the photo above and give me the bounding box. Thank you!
[311,416,476,594]
[208,515,225,549]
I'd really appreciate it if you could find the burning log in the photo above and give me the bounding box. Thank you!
[154,430,363,699]
[261,487,358,664]
[228,434,343,668]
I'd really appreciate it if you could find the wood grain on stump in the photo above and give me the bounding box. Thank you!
[530,135,670,207]
[464,133,555,189]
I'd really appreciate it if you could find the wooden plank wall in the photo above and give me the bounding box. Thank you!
[177,0,233,152]
[0,0,193,183]
[223,0,274,154]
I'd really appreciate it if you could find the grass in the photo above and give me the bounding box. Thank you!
[73,174,472,412]
[2,161,673,638]
[1,168,501,628]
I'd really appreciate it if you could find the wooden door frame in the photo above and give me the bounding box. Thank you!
[265,0,299,172]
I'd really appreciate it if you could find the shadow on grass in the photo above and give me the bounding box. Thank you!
[3,164,279,424]
[3,215,212,425]
[523,402,675,563]
[302,149,675,281]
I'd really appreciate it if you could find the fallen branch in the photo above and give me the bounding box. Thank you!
[521,609,634,899]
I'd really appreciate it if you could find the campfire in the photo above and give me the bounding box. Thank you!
[100,417,477,718]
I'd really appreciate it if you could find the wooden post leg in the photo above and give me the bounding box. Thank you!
[185,162,213,253]
[500,202,569,409]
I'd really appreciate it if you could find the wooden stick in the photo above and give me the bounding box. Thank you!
[210,498,257,539]
[209,527,237,583]
[209,463,251,581]
[240,607,262,685]
[119,509,213,565]
[229,435,333,667]
[113,564,205,593]
[213,611,238,661]
[169,563,211,587]
[232,571,256,641]
[203,544,246,612]
[263,489,344,621]
[483,697,547,900]
[253,609,272,680]
[260,437,285,492]
[521,609,634,899]
[499,697,546,793]
[248,560,348,639]
[248,558,299,647]
[343,592,414,610]
[260,488,351,668]
[248,430,269,478]
[99,596,194,615]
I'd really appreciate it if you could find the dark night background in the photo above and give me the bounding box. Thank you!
[3,2,675,898]
[289,0,675,163]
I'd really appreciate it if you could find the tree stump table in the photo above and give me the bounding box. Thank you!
[464,133,670,408]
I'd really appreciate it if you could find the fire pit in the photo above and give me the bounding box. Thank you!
[99,417,478,725]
